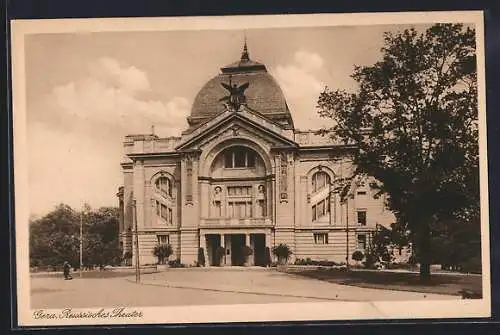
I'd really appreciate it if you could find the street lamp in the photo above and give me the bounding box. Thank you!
[133,199,141,283]
[79,207,85,277]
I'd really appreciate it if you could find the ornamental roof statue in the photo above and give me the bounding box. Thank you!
[219,75,250,111]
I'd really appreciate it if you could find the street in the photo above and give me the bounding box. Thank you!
[31,267,457,309]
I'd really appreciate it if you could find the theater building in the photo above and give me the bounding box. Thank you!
[117,43,395,266]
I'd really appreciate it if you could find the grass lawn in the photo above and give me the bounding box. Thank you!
[285,267,482,298]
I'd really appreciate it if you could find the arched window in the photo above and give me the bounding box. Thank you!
[311,171,331,193]
[155,177,172,198]
[222,146,256,168]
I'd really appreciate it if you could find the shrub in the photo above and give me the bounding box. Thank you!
[198,248,206,267]
[294,258,306,265]
[168,259,185,268]
[352,251,364,262]
[363,251,379,269]
[272,244,293,265]
[152,244,173,265]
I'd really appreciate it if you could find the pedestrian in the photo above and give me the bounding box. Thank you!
[63,261,72,280]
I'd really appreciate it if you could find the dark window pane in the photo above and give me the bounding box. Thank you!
[357,211,367,225]
[247,152,255,167]
[224,151,233,168]
[234,150,245,167]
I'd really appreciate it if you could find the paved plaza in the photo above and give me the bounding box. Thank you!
[31,268,458,309]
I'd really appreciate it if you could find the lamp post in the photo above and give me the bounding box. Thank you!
[79,208,84,277]
[133,199,141,283]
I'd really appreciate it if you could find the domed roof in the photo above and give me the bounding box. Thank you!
[188,43,294,130]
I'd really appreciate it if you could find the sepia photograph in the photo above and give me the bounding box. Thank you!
[11,11,490,326]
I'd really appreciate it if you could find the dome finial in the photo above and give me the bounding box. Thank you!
[241,31,249,62]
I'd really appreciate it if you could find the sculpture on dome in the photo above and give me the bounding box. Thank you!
[220,75,249,111]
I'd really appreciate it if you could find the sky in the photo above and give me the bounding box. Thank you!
[25,23,427,216]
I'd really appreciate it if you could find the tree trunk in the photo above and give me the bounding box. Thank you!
[418,223,431,282]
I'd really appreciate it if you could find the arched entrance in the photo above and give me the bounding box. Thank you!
[200,140,273,266]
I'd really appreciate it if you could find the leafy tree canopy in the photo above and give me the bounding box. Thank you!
[317,24,479,280]
[30,204,121,269]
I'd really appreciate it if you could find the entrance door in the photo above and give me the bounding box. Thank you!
[207,234,221,266]
[230,234,245,266]
[253,234,266,266]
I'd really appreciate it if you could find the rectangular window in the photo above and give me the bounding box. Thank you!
[168,208,172,224]
[157,234,169,245]
[357,234,367,249]
[227,186,251,196]
[314,233,328,244]
[239,202,246,218]
[156,201,160,216]
[357,191,367,196]
[312,205,317,221]
[227,201,252,218]
[357,210,367,226]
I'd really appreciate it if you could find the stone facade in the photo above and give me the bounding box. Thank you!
[117,44,396,266]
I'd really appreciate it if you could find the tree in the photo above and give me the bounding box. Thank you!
[29,204,122,269]
[364,226,393,269]
[317,24,478,281]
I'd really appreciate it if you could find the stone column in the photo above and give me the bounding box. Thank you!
[248,234,255,266]
[200,233,209,267]
[265,232,272,264]
[223,234,231,266]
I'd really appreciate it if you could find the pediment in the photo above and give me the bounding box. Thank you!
[175,108,297,151]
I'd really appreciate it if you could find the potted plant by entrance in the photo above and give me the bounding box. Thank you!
[242,245,254,266]
[272,243,293,270]
[214,246,226,266]
[153,244,173,271]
